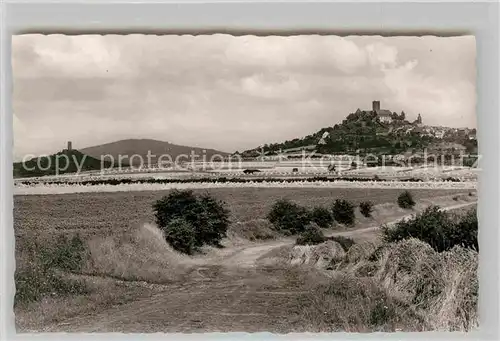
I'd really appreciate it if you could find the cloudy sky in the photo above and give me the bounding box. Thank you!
[12,34,476,160]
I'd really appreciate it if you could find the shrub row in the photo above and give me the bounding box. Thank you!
[381,205,478,252]
[152,189,417,254]
[153,190,363,254]
[267,198,366,234]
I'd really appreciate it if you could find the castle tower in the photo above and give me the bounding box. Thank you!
[67,141,72,151]
[372,100,380,112]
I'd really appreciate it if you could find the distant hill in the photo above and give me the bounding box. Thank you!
[13,150,114,178]
[80,139,230,166]
[242,109,477,157]
[242,111,423,156]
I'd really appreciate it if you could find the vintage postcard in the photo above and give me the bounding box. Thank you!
[13,34,477,333]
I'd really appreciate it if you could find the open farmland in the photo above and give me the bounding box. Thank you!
[14,186,478,333]
[14,187,473,237]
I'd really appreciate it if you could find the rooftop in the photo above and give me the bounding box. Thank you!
[376,109,393,117]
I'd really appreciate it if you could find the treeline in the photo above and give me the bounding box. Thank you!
[18,175,469,187]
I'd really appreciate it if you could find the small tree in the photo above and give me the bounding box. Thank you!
[359,201,374,218]
[153,189,199,229]
[164,218,197,255]
[331,199,356,226]
[311,206,334,228]
[197,193,231,247]
[398,190,416,209]
[296,223,326,245]
[267,199,311,235]
[153,190,230,252]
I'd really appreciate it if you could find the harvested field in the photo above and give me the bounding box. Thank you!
[14,187,472,236]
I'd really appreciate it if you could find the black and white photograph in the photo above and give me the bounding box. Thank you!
[12,33,478,333]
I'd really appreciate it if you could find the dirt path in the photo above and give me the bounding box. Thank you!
[40,201,476,333]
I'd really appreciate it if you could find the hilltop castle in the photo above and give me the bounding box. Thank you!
[355,100,422,126]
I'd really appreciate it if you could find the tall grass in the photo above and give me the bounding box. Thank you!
[375,239,478,331]
[267,237,478,332]
[85,223,192,283]
[15,235,88,306]
[292,273,426,332]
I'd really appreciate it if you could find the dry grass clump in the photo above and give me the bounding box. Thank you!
[227,219,278,242]
[289,240,345,270]
[287,238,478,332]
[294,273,426,332]
[373,238,478,331]
[256,245,294,267]
[85,223,192,283]
[427,246,478,331]
[346,241,379,263]
[375,238,443,308]
[341,241,380,277]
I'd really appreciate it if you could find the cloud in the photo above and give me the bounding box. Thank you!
[13,34,126,79]
[11,34,476,158]
[366,42,398,68]
[323,37,368,73]
[381,59,476,127]
[233,73,304,99]
[223,35,368,74]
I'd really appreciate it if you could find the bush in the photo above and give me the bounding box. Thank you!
[328,236,356,252]
[311,206,334,228]
[296,223,326,245]
[197,193,231,246]
[267,199,311,235]
[381,206,478,252]
[331,199,356,226]
[15,267,88,306]
[163,218,197,255]
[448,208,478,251]
[41,234,86,272]
[359,201,374,218]
[153,190,230,251]
[398,191,416,209]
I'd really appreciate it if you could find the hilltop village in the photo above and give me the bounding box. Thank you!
[239,100,477,163]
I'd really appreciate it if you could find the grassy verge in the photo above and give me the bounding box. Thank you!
[15,234,89,307]
[14,224,191,331]
[15,275,159,332]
